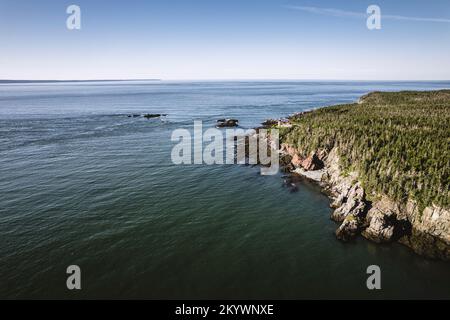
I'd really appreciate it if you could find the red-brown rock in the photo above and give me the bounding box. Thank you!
[300,152,324,171]
[291,154,303,167]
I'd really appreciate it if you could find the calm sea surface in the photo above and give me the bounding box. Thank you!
[1,80,449,299]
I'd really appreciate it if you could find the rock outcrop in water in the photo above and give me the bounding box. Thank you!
[143,113,167,119]
[216,119,239,128]
[127,113,167,118]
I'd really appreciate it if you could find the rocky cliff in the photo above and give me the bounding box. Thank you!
[281,144,450,260]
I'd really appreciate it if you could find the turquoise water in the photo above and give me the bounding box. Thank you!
[0,80,449,299]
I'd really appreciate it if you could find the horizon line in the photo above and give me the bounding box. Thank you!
[1,78,450,83]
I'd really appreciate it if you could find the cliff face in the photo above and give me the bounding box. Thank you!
[281,144,450,260]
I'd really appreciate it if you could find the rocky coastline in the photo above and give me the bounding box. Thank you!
[278,140,450,260]
[258,101,450,261]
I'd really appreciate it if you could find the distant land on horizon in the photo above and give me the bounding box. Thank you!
[0,79,161,84]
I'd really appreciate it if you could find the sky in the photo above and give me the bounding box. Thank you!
[0,0,450,80]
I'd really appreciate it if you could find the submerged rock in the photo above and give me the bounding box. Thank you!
[289,183,299,193]
[282,175,302,193]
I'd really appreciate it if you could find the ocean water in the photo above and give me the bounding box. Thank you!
[0,80,449,299]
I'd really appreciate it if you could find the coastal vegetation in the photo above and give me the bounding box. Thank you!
[281,90,450,210]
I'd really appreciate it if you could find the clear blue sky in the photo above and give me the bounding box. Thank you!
[1,0,449,80]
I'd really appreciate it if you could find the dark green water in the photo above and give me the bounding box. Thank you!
[0,81,449,299]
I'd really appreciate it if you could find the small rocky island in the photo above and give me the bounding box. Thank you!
[216,118,239,128]
[143,113,167,119]
[127,113,167,119]
[263,90,450,260]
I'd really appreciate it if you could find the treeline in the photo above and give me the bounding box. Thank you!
[282,90,450,210]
